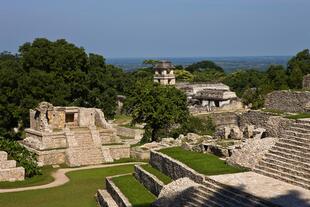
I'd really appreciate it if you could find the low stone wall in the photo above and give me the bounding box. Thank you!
[115,126,144,139]
[131,148,150,160]
[102,145,130,160]
[239,110,293,138]
[22,145,66,166]
[106,176,132,207]
[197,112,239,128]
[265,90,310,113]
[0,167,25,182]
[134,165,164,196]
[149,150,205,184]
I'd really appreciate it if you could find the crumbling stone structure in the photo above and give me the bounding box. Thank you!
[303,74,310,89]
[176,83,243,113]
[265,90,310,113]
[22,102,130,167]
[0,151,25,181]
[153,61,176,85]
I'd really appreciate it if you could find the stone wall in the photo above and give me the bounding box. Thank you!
[115,126,144,140]
[197,112,239,128]
[265,90,310,113]
[149,150,205,184]
[134,165,164,196]
[106,176,132,207]
[0,151,25,181]
[239,110,293,138]
[303,74,310,89]
[102,145,130,160]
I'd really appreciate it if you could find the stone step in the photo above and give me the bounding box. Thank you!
[288,126,310,134]
[264,152,310,169]
[0,151,8,161]
[263,156,310,175]
[255,165,310,189]
[275,142,310,153]
[181,192,223,207]
[285,130,310,139]
[268,148,310,163]
[292,122,310,130]
[259,160,310,180]
[278,137,310,148]
[296,119,310,125]
[254,167,310,190]
[272,145,310,157]
[0,160,16,169]
[0,167,25,182]
[196,187,249,207]
[283,134,309,144]
[203,179,273,207]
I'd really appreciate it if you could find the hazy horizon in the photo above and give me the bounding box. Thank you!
[1,0,310,58]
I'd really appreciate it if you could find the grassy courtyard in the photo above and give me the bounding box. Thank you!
[159,147,246,175]
[0,164,135,207]
[112,174,156,207]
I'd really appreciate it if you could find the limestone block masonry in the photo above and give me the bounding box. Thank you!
[105,175,132,207]
[265,90,310,113]
[254,119,310,190]
[134,165,164,196]
[22,102,131,167]
[150,150,277,207]
[0,151,25,182]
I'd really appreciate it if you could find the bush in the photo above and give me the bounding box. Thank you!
[170,116,215,138]
[0,138,41,177]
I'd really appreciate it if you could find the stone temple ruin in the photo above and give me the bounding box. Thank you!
[0,151,24,182]
[176,82,243,113]
[22,102,130,167]
[153,60,176,85]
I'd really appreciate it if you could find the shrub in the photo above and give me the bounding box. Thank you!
[170,116,215,138]
[0,138,41,177]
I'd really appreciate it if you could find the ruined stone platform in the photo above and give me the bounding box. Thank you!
[210,172,310,207]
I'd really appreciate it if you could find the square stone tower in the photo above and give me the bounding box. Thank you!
[153,60,176,85]
[303,74,310,89]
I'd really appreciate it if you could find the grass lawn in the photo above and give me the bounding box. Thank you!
[0,166,56,189]
[112,174,156,207]
[285,113,310,120]
[141,164,172,184]
[159,147,246,176]
[0,164,135,207]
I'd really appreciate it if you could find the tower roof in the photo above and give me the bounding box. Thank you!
[154,60,175,70]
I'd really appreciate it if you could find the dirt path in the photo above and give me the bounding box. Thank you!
[0,162,144,193]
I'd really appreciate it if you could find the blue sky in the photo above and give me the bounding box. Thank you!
[0,0,309,58]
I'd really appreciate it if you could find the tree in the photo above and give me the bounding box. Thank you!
[287,49,310,88]
[143,59,160,66]
[186,60,224,73]
[174,69,194,82]
[266,65,289,90]
[124,81,189,141]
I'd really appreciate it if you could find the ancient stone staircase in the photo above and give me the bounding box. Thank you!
[254,119,310,190]
[178,178,276,207]
[66,128,104,167]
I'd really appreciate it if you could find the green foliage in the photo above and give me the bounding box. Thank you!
[124,81,189,141]
[287,49,310,88]
[170,116,215,138]
[192,68,226,83]
[186,60,224,73]
[174,69,194,81]
[266,65,289,90]
[0,138,41,177]
[142,59,160,66]
[0,38,127,138]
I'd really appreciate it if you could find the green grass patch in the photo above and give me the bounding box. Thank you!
[119,135,135,139]
[141,164,172,184]
[0,166,55,189]
[159,147,246,176]
[285,113,310,120]
[102,143,123,146]
[112,174,156,207]
[261,108,285,115]
[0,164,135,207]
[113,114,132,125]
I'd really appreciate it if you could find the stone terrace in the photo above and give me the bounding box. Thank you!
[0,151,25,182]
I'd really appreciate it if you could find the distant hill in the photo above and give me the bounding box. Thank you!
[106,56,291,72]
